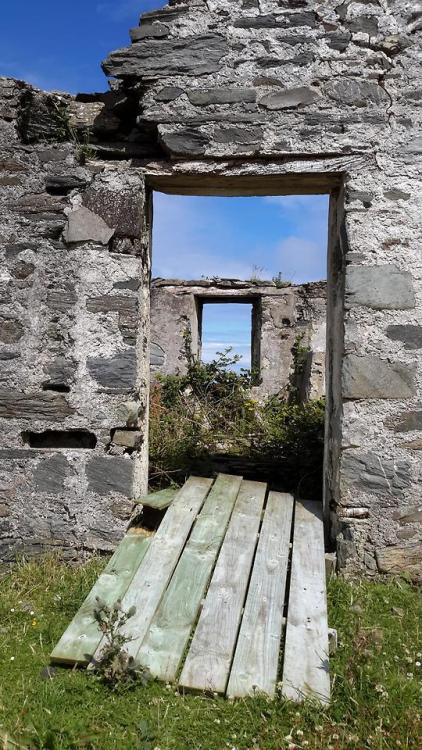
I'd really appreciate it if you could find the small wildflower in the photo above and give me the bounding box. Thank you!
[32,619,37,627]
[332,734,339,740]
[315,725,323,732]
[10,608,15,613]
[296,730,304,738]
[10,656,15,661]
[417,652,421,658]
[407,672,414,679]
[415,661,421,667]
[214,719,221,725]
[284,735,293,742]
[30,610,35,616]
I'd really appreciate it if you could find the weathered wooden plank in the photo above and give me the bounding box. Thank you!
[134,486,178,510]
[137,474,242,680]
[282,501,330,705]
[50,534,151,665]
[179,480,267,694]
[92,475,213,663]
[227,492,294,699]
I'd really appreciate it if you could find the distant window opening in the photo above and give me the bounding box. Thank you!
[198,300,260,376]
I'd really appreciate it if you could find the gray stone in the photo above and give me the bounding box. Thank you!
[44,358,77,387]
[345,266,415,310]
[259,86,319,110]
[187,88,257,106]
[86,295,137,316]
[389,409,422,432]
[383,189,411,201]
[393,506,422,525]
[376,544,422,583]
[130,23,169,41]
[325,79,389,107]
[213,126,263,145]
[155,87,184,102]
[82,187,143,239]
[402,137,422,155]
[112,430,143,449]
[113,278,141,292]
[103,35,229,78]
[401,439,422,450]
[0,390,74,420]
[348,15,379,35]
[87,350,136,392]
[86,457,134,496]
[46,287,77,312]
[0,318,24,344]
[387,325,422,350]
[342,355,416,399]
[159,128,208,156]
[63,207,115,245]
[234,12,316,28]
[150,342,165,367]
[342,451,411,498]
[33,455,70,494]
[11,261,35,280]
[45,174,88,194]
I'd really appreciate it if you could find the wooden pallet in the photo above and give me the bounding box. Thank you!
[51,474,330,703]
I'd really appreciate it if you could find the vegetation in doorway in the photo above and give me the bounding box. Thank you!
[0,557,420,750]
[149,327,325,498]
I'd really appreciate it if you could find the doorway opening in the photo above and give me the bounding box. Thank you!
[147,182,339,516]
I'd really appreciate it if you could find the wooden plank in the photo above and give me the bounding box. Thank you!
[137,474,242,681]
[50,534,151,665]
[92,475,213,663]
[282,500,330,705]
[134,486,178,510]
[179,480,267,694]
[227,492,294,699]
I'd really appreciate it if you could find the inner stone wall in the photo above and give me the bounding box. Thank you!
[150,278,327,400]
[1,0,422,579]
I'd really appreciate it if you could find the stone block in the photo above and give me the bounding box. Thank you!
[375,544,422,583]
[86,456,134,497]
[63,207,114,245]
[33,455,71,494]
[393,506,422,526]
[388,408,422,432]
[213,126,263,145]
[87,350,136,392]
[345,266,415,310]
[44,358,77,387]
[130,23,169,41]
[155,87,184,102]
[187,88,257,106]
[112,430,143,449]
[342,355,416,399]
[151,342,165,367]
[83,187,143,239]
[159,128,208,157]
[0,318,24,344]
[103,35,229,78]
[387,325,422,350]
[0,389,74,420]
[259,86,319,110]
[342,451,411,498]
[325,79,389,107]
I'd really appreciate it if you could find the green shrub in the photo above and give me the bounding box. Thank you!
[149,334,326,497]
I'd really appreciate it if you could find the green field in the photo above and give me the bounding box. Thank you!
[0,557,420,750]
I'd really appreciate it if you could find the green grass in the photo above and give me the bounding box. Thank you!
[0,558,420,750]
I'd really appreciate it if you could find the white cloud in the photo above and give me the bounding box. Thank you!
[152,193,252,280]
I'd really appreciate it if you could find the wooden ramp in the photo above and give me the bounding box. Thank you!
[51,474,330,703]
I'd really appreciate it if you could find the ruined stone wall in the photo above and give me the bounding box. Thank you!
[1,0,422,578]
[150,278,327,400]
[0,79,151,560]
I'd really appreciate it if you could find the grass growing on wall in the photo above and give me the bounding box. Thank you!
[0,557,421,749]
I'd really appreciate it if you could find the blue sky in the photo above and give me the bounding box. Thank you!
[1,2,329,370]
[0,1,166,93]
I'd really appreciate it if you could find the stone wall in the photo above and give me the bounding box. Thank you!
[1,0,422,579]
[0,79,151,561]
[150,278,327,400]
